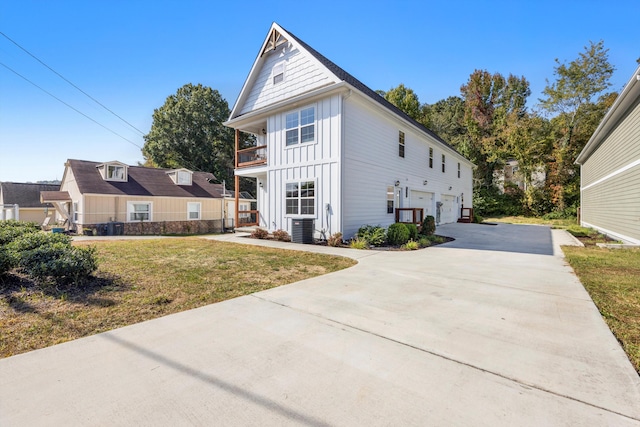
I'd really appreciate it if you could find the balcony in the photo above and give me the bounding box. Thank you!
[237,145,267,168]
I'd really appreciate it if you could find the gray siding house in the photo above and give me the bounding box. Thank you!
[575,65,640,244]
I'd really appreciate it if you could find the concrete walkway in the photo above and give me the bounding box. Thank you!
[1,223,639,426]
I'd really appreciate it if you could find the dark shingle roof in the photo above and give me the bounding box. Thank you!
[67,159,227,198]
[281,25,459,154]
[0,182,59,207]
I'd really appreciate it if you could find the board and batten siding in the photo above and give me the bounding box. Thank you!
[581,97,640,243]
[261,94,341,237]
[80,195,223,225]
[239,43,333,116]
[341,95,472,238]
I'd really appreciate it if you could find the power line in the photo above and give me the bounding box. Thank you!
[0,61,143,150]
[0,31,146,136]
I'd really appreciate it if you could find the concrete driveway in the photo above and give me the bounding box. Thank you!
[1,223,639,426]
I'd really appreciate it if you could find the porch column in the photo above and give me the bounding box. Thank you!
[234,129,240,228]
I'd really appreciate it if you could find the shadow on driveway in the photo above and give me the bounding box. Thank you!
[436,222,554,256]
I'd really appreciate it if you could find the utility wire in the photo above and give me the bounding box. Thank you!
[0,61,143,150]
[0,31,146,136]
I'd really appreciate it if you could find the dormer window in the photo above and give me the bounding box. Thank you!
[167,169,193,185]
[99,161,128,182]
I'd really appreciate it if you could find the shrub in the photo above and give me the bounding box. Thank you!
[0,221,41,245]
[349,237,369,249]
[250,228,269,239]
[272,229,291,242]
[356,225,386,246]
[473,214,484,224]
[405,223,418,241]
[418,237,431,248]
[421,216,436,236]
[403,240,420,250]
[20,243,97,286]
[387,223,410,246]
[0,245,11,275]
[327,232,343,247]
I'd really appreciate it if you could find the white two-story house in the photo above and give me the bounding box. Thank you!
[224,23,473,240]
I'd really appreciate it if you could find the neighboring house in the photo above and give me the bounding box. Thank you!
[224,23,474,239]
[494,160,545,193]
[575,65,640,245]
[0,182,59,224]
[41,159,248,235]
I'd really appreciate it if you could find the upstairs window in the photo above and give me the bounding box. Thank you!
[429,147,433,168]
[458,162,461,178]
[398,131,405,158]
[177,170,192,185]
[273,62,284,84]
[442,154,446,173]
[107,165,126,181]
[286,107,315,146]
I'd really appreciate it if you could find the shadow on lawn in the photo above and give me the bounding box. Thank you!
[0,272,129,314]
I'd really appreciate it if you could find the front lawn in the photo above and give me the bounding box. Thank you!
[563,246,640,374]
[0,238,356,358]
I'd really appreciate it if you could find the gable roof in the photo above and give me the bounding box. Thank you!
[0,182,59,207]
[66,159,228,199]
[576,64,640,165]
[229,22,460,156]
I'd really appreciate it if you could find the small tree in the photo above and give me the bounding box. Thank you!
[421,216,436,236]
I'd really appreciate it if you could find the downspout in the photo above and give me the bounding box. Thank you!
[339,89,352,238]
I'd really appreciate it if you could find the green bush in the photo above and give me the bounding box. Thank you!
[7,232,71,256]
[20,243,97,286]
[421,216,436,236]
[405,223,418,241]
[0,221,41,245]
[418,237,431,248]
[356,225,386,246]
[387,223,410,246]
[0,245,11,275]
[327,232,343,247]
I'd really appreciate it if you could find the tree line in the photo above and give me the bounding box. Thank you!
[142,41,617,217]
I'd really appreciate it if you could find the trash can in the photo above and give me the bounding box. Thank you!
[291,218,314,244]
[107,222,124,235]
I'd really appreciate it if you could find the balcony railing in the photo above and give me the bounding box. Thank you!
[238,210,259,226]
[237,145,267,168]
[395,208,424,226]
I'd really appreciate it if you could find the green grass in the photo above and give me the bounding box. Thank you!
[483,215,577,227]
[563,246,640,374]
[0,238,356,358]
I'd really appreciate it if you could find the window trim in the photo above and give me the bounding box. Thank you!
[284,180,316,217]
[398,130,405,158]
[127,201,152,222]
[284,106,316,148]
[187,202,201,220]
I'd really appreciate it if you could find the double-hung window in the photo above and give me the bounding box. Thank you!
[187,202,201,220]
[429,147,433,168]
[286,107,315,146]
[458,162,461,178]
[398,131,405,158]
[386,186,394,214]
[273,62,284,84]
[128,202,151,222]
[442,154,446,173]
[285,181,315,215]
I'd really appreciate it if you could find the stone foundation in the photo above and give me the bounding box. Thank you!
[83,220,225,236]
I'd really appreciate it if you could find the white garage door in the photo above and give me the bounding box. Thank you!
[440,195,456,224]
[410,191,434,219]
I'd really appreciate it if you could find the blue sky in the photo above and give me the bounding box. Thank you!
[1,0,638,182]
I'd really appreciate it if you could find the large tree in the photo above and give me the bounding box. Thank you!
[142,83,235,183]
[383,84,422,121]
[539,40,616,210]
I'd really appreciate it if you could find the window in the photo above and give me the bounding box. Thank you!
[398,131,405,158]
[127,202,151,222]
[107,165,125,181]
[429,148,433,168]
[273,62,284,84]
[458,162,461,178]
[285,107,315,146]
[187,202,201,220]
[387,186,394,214]
[73,202,78,222]
[442,154,446,173]
[177,171,192,185]
[285,181,315,215]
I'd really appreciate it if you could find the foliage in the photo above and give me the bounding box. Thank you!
[250,228,269,239]
[0,246,11,275]
[472,186,525,217]
[349,237,369,249]
[387,223,410,246]
[272,229,291,242]
[0,220,40,245]
[421,96,466,146]
[383,84,422,121]
[142,83,235,183]
[327,232,343,247]
[405,223,418,241]
[356,225,387,246]
[420,216,436,236]
[418,237,431,248]
[20,244,97,286]
[403,240,420,250]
